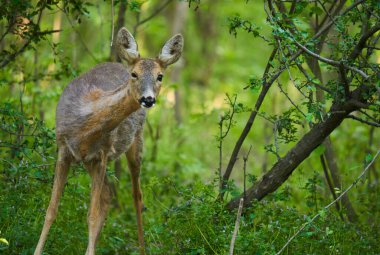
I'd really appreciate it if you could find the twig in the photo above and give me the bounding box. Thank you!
[295,63,333,94]
[346,115,380,127]
[138,0,172,26]
[271,0,370,79]
[219,114,224,191]
[349,23,380,60]
[243,145,252,199]
[133,0,173,36]
[276,148,380,255]
[316,0,338,27]
[358,109,380,123]
[291,35,369,79]
[229,198,244,255]
[219,95,238,191]
[110,0,115,47]
[221,94,238,139]
[277,81,307,118]
[320,155,344,221]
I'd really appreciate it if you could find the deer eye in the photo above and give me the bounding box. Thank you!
[131,72,138,79]
[157,74,163,82]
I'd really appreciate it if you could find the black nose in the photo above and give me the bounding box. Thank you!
[139,96,156,108]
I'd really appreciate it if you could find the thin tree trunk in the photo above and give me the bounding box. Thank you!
[169,1,188,126]
[110,1,127,62]
[167,1,188,171]
[194,0,218,86]
[320,155,345,221]
[306,8,358,220]
[307,56,358,222]
[324,139,358,222]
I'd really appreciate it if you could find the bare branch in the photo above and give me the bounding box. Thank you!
[229,198,244,255]
[295,63,333,94]
[291,38,369,79]
[243,145,252,199]
[346,115,380,127]
[133,0,173,35]
[349,22,380,60]
[277,81,307,118]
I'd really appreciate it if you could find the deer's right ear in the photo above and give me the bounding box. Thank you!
[116,27,140,65]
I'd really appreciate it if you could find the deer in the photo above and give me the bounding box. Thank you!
[33,27,183,255]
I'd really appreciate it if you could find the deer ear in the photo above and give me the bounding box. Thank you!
[116,27,140,65]
[157,34,184,67]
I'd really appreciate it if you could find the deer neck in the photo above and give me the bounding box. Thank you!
[82,84,140,135]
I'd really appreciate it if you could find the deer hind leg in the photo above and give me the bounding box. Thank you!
[85,151,112,255]
[126,132,145,255]
[34,148,71,255]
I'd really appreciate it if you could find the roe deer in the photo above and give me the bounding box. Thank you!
[34,27,183,255]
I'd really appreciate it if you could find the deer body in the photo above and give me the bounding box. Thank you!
[34,28,183,255]
[56,62,144,162]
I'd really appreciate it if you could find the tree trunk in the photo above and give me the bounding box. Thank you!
[324,138,358,222]
[307,55,358,222]
[110,1,127,62]
[194,0,218,86]
[227,82,371,209]
[169,1,188,125]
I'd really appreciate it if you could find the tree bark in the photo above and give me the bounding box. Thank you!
[323,138,358,222]
[169,1,188,126]
[227,83,371,209]
[110,1,127,62]
[306,41,358,222]
[194,0,218,86]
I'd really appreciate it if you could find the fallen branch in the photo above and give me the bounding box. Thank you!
[275,148,380,255]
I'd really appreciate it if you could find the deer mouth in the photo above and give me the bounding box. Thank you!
[139,96,156,109]
[140,101,155,108]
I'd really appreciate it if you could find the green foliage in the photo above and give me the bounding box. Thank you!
[303,172,322,211]
[142,181,379,255]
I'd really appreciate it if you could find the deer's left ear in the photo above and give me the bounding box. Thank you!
[157,34,184,67]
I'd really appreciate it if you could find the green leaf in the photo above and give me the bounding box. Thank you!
[365,153,373,163]
[318,209,327,219]
[305,113,313,122]
[0,238,9,246]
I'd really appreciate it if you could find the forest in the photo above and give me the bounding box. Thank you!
[0,0,379,254]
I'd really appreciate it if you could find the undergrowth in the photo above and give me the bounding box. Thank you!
[1,104,379,255]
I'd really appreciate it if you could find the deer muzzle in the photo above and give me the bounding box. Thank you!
[139,96,156,108]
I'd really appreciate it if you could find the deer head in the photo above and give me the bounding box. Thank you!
[116,27,184,108]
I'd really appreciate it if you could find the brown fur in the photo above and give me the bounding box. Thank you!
[34,27,183,255]
[83,88,103,102]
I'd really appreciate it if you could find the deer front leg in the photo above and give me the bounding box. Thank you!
[34,148,71,255]
[126,132,145,255]
[85,151,111,255]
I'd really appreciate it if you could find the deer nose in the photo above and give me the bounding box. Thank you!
[139,96,156,108]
